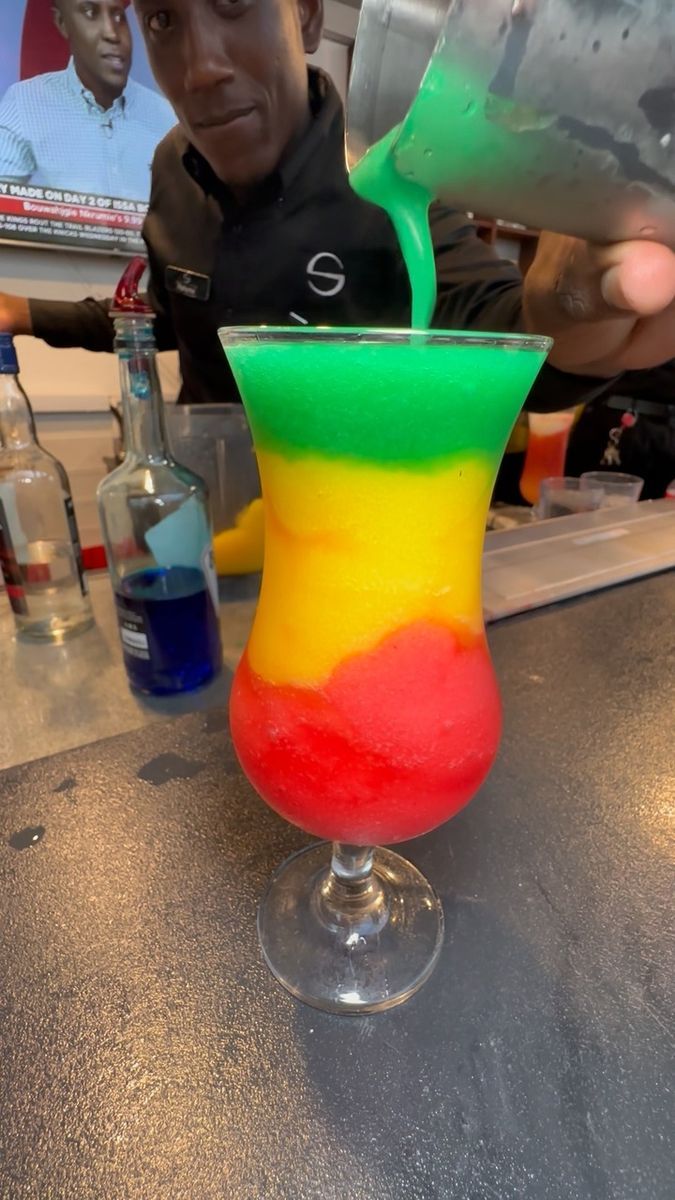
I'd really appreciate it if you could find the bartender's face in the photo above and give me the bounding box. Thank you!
[133,0,324,188]
[53,1,133,108]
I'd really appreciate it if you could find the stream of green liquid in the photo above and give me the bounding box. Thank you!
[348,55,550,330]
[350,125,437,329]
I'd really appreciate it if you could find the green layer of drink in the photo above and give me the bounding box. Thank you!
[223,331,549,466]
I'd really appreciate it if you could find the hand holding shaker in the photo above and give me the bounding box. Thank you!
[347,0,675,248]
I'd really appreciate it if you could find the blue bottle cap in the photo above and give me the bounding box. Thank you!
[0,334,19,375]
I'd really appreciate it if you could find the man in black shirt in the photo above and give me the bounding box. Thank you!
[2,0,675,409]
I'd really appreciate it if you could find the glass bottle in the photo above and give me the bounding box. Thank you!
[97,259,222,695]
[519,409,576,506]
[0,334,94,641]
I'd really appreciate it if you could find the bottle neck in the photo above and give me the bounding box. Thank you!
[115,317,171,463]
[0,373,38,450]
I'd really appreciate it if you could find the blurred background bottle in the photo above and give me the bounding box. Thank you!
[97,260,221,696]
[0,334,94,642]
[519,410,576,507]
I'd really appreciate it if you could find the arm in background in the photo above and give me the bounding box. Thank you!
[28,270,177,356]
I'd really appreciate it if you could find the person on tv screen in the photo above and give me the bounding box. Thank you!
[0,0,175,200]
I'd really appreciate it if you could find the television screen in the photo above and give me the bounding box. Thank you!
[0,0,175,254]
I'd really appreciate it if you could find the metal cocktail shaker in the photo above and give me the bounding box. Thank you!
[347,0,675,246]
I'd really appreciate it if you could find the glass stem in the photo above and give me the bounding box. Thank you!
[331,843,374,886]
[317,843,389,936]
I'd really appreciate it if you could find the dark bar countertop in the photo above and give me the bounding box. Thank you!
[0,572,673,1199]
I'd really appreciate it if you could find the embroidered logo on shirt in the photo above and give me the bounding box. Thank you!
[306,252,345,298]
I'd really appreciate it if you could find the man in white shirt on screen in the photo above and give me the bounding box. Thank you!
[0,0,174,201]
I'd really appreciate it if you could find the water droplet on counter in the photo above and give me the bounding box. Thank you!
[423,148,433,158]
[9,826,45,851]
[53,776,76,794]
[137,752,205,786]
[203,708,229,735]
[592,40,602,53]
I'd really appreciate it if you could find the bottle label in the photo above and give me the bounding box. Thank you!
[64,495,89,596]
[0,495,28,616]
[115,594,150,661]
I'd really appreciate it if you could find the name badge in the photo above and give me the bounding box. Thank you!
[166,265,212,302]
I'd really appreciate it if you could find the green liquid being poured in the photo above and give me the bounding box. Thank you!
[350,125,436,329]
[348,56,553,331]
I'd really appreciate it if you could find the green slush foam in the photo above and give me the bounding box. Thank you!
[223,333,548,466]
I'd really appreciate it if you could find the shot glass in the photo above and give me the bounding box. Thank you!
[536,477,604,520]
[580,471,644,508]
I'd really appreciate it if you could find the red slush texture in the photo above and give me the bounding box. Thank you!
[230,622,501,845]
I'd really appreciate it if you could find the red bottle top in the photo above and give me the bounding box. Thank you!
[110,257,153,317]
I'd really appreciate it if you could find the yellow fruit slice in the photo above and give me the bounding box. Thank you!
[213,498,265,575]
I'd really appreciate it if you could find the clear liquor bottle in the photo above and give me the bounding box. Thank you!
[97,259,222,695]
[0,334,94,641]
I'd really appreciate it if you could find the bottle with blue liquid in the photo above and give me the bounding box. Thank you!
[97,259,222,695]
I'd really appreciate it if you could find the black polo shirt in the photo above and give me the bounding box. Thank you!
[30,69,625,412]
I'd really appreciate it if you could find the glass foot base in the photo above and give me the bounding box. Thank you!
[257,842,444,1014]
